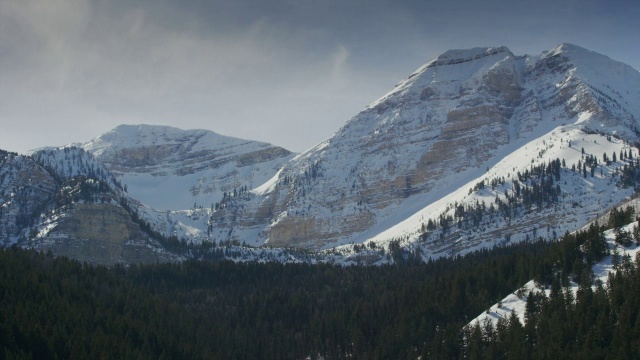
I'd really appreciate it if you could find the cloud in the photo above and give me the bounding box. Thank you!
[1,0,638,154]
[4,1,408,154]
[331,45,350,81]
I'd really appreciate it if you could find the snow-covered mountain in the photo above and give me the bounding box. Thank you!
[2,43,640,265]
[82,124,295,210]
[0,146,180,264]
[208,43,640,258]
[0,125,298,263]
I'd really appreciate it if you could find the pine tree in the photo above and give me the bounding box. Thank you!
[612,246,621,269]
[506,311,525,357]
[615,227,633,247]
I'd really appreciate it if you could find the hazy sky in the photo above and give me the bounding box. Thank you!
[1,0,639,154]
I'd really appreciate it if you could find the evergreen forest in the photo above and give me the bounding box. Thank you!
[0,208,639,359]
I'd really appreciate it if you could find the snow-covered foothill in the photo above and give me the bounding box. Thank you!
[469,220,640,328]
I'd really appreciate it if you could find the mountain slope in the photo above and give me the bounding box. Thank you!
[82,124,295,210]
[468,209,640,330]
[209,43,640,257]
[0,146,181,264]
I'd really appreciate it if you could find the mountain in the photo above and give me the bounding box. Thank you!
[208,43,640,258]
[82,124,295,210]
[78,124,296,246]
[0,126,296,264]
[2,43,640,265]
[0,146,180,264]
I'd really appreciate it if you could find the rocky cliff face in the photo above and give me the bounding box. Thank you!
[26,203,179,265]
[0,147,179,265]
[209,44,640,250]
[0,151,57,246]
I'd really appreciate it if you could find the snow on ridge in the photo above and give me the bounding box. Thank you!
[252,167,284,196]
[366,46,515,110]
[344,125,633,253]
[541,43,638,75]
[469,221,640,328]
[543,43,591,58]
[345,42,637,136]
[83,124,281,156]
[431,46,512,64]
[540,43,640,120]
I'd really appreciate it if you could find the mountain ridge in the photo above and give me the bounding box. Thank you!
[81,123,295,210]
[2,43,640,265]
[204,43,640,254]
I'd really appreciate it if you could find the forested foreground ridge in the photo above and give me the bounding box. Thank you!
[464,209,640,360]
[464,253,640,360]
[1,207,639,359]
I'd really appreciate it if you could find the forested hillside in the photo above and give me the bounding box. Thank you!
[464,207,640,359]
[2,206,638,359]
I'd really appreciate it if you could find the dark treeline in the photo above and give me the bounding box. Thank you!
[0,239,555,359]
[0,211,637,359]
[463,207,640,360]
[464,245,640,360]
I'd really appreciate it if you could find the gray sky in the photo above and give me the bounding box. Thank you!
[1,0,639,154]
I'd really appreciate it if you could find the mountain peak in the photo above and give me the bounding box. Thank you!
[539,43,637,73]
[80,124,294,210]
[98,124,211,145]
[424,46,512,69]
[84,124,264,158]
[541,43,599,60]
[438,46,511,61]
